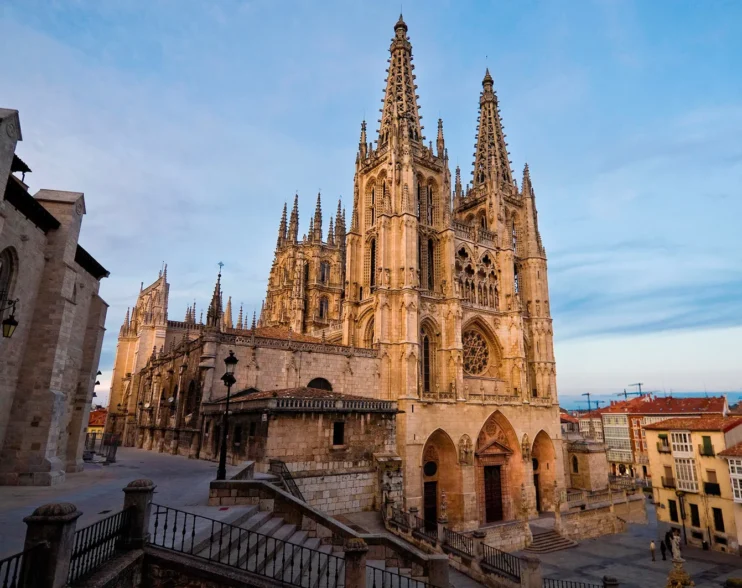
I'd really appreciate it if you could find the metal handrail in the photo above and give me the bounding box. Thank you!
[151,504,344,587]
[411,515,438,543]
[481,543,522,582]
[68,508,132,584]
[0,544,46,588]
[442,527,475,557]
[269,459,306,502]
[367,564,432,588]
[543,578,602,588]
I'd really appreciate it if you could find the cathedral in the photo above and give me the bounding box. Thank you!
[107,16,563,530]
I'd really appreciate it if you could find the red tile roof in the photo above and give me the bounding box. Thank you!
[560,413,579,424]
[88,409,107,427]
[644,415,742,432]
[603,396,726,415]
[209,387,377,404]
[719,442,742,458]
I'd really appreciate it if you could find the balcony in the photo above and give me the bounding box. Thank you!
[698,444,715,457]
[657,442,671,454]
[704,482,721,496]
[661,476,676,489]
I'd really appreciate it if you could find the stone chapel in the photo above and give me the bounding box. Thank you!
[108,16,563,531]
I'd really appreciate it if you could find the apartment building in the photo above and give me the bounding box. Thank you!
[645,416,742,554]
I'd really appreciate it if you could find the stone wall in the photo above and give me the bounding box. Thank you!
[483,520,532,552]
[558,505,626,541]
[294,471,377,515]
[613,494,648,524]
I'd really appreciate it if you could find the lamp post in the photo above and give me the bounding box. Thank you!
[216,350,238,481]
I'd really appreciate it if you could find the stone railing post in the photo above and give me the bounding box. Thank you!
[427,554,450,588]
[408,506,419,529]
[437,516,447,546]
[520,555,542,588]
[343,538,368,588]
[123,479,156,548]
[472,529,486,559]
[603,576,619,588]
[20,503,82,588]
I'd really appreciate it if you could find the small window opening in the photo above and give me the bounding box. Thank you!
[333,422,345,446]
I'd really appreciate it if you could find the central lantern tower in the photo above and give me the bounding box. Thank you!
[342,15,459,402]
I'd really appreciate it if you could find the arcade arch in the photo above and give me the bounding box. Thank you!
[531,430,557,512]
[421,429,462,526]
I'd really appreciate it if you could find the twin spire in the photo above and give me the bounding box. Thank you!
[472,68,514,188]
[377,14,423,147]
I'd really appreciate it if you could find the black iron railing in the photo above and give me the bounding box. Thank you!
[704,482,721,496]
[411,515,437,543]
[151,504,344,588]
[0,544,45,588]
[657,442,671,453]
[543,578,601,588]
[68,508,132,585]
[699,444,715,457]
[481,543,522,582]
[442,527,474,557]
[367,564,431,588]
[269,459,306,502]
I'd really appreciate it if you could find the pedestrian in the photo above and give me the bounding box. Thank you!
[665,530,672,553]
[660,540,667,561]
[650,540,656,561]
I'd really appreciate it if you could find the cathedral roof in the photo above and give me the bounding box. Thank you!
[228,326,322,343]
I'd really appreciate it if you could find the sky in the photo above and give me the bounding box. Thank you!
[2,0,742,409]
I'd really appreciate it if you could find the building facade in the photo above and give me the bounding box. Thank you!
[719,442,742,554]
[107,16,564,530]
[0,108,109,486]
[645,416,742,554]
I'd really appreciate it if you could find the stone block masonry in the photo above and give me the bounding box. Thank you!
[294,471,377,515]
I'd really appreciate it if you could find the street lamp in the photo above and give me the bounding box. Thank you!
[2,299,19,338]
[216,350,238,480]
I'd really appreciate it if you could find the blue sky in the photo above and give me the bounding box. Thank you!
[2,1,742,407]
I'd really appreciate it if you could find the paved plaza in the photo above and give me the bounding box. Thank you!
[527,502,742,588]
[0,447,242,557]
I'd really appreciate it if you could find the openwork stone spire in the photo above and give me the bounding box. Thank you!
[206,268,223,328]
[313,192,323,242]
[276,202,287,249]
[288,194,299,242]
[472,68,513,188]
[377,15,423,146]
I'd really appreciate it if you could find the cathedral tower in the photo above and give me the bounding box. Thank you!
[342,15,457,400]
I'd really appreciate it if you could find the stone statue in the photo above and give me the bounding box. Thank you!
[671,532,682,561]
[439,489,448,522]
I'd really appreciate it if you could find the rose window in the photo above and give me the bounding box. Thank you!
[462,330,489,375]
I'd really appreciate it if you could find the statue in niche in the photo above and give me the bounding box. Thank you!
[458,435,473,465]
[521,433,531,460]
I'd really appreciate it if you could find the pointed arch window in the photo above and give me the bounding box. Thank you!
[320,261,330,285]
[318,297,329,320]
[427,239,434,290]
[514,264,519,295]
[426,185,434,225]
[303,262,309,285]
[512,220,518,252]
[416,183,422,219]
[370,188,376,225]
[422,333,432,393]
[370,239,377,290]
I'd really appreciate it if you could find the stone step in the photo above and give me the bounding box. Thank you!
[525,530,577,553]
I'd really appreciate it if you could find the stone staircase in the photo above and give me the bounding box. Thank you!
[525,529,577,554]
[152,504,430,588]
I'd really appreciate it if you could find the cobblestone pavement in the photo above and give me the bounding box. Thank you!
[0,447,242,557]
[524,501,742,588]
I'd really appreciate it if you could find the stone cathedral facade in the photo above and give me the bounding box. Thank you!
[108,16,563,530]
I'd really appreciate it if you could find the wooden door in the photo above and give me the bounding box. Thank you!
[534,473,541,512]
[423,481,437,529]
[484,466,503,523]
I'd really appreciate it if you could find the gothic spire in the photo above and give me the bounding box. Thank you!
[206,268,223,329]
[359,120,367,159]
[223,296,233,329]
[121,307,130,335]
[327,217,335,246]
[276,202,287,249]
[472,68,514,189]
[251,310,257,330]
[313,192,323,242]
[436,118,445,157]
[335,198,346,247]
[377,14,423,147]
[237,303,244,330]
[288,194,299,242]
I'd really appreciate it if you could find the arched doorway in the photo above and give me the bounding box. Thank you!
[475,411,523,523]
[531,430,557,512]
[421,429,462,526]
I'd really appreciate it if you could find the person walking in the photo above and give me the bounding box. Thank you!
[660,540,667,560]
[650,540,656,561]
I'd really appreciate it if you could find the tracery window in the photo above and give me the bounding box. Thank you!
[462,330,489,375]
[318,297,329,320]
[320,261,330,284]
[422,334,431,393]
[370,239,377,289]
